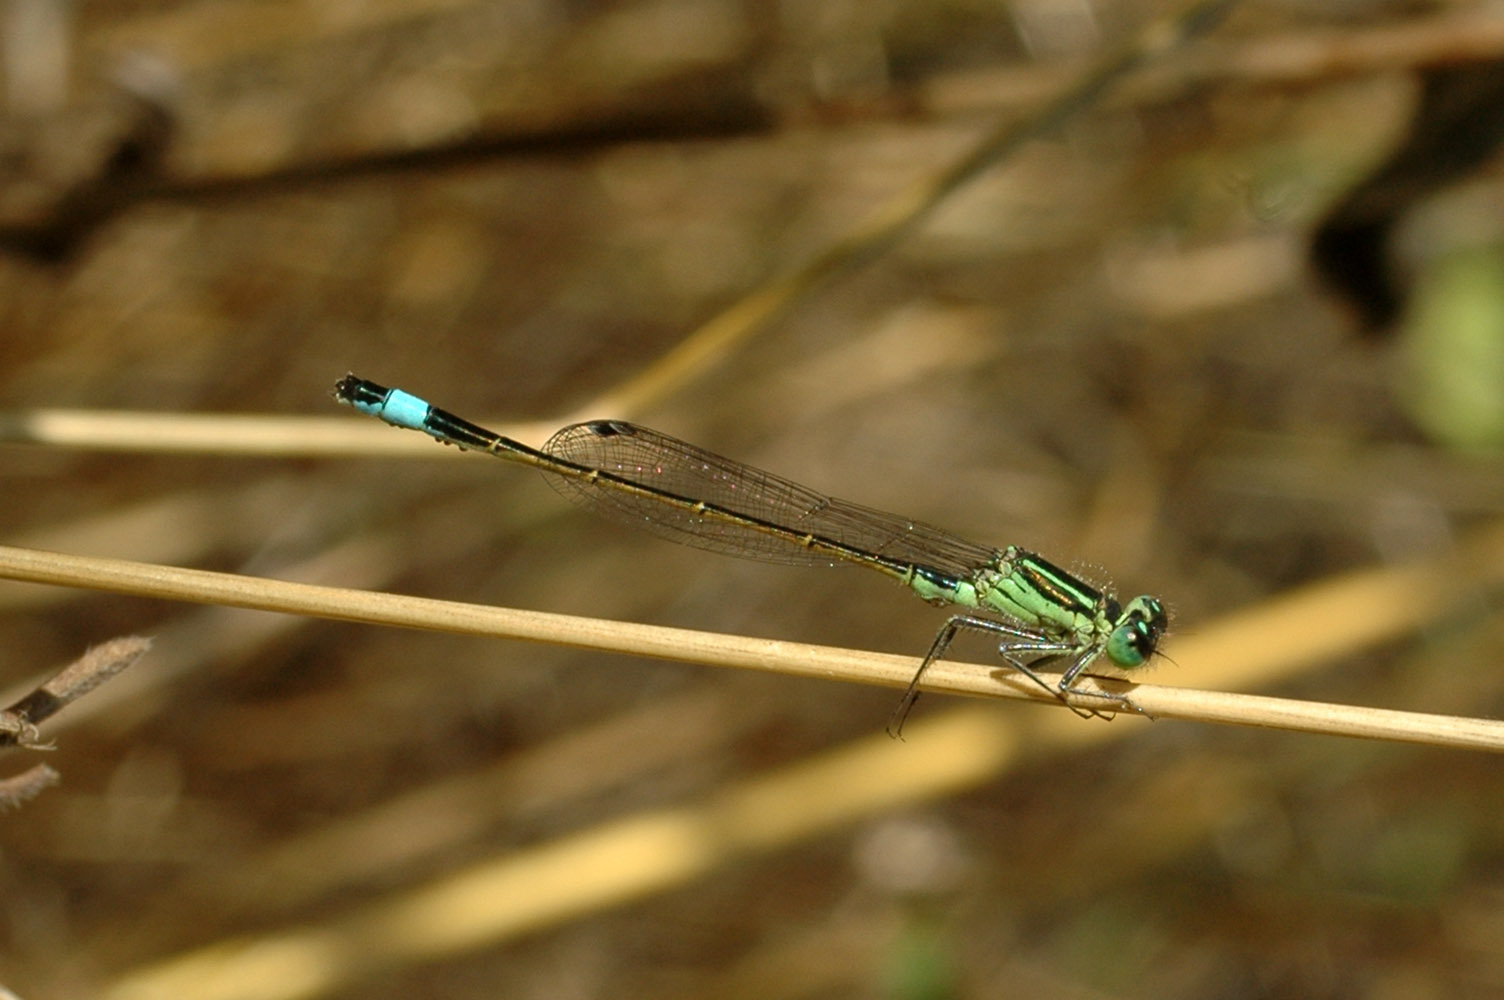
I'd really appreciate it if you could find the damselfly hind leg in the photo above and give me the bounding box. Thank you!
[890,615,1010,738]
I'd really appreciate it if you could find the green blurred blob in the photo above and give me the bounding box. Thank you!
[881,917,957,1000]
[1400,245,1504,451]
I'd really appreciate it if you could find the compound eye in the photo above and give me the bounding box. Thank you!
[1106,620,1154,668]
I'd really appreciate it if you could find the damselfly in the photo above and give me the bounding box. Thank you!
[333,375,1168,734]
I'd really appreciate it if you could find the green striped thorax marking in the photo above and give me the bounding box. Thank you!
[907,546,1167,671]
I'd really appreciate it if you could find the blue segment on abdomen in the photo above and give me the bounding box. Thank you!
[367,388,432,431]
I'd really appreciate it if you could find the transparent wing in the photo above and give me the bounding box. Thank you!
[542,420,1001,577]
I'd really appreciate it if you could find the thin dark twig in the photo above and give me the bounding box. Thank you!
[1,635,152,745]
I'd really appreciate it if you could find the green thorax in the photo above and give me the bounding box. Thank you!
[976,546,1109,641]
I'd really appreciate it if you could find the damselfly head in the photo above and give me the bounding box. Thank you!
[1104,595,1168,668]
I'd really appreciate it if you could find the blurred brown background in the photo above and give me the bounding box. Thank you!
[2,1,1504,998]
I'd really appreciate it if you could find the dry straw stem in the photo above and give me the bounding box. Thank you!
[579,0,1241,421]
[7,9,1502,454]
[1,528,1502,753]
[87,521,1504,1000]
[0,0,1239,457]
[925,5,1504,114]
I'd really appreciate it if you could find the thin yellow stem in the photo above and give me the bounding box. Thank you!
[1,541,1500,753]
